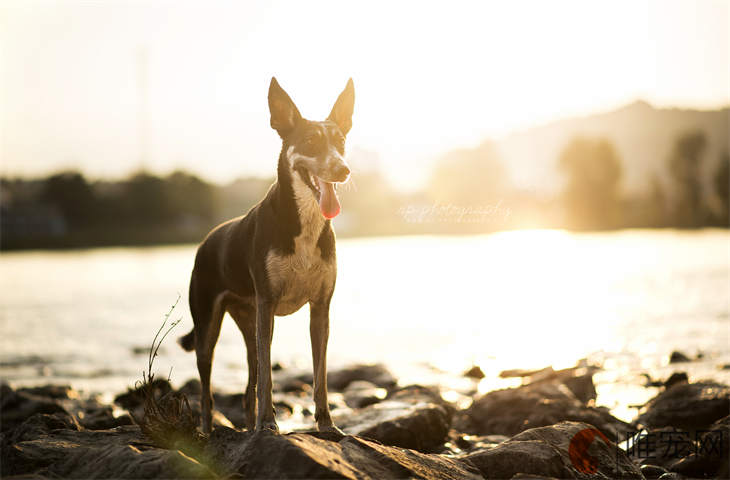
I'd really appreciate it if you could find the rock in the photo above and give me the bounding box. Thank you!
[642,373,664,388]
[457,382,630,441]
[667,415,729,478]
[510,474,561,480]
[563,373,597,404]
[113,379,173,410]
[343,380,387,409]
[640,464,669,479]
[669,351,692,364]
[460,421,643,479]
[1,425,214,478]
[205,427,482,479]
[636,381,730,432]
[4,412,80,444]
[463,365,486,380]
[177,378,202,396]
[499,366,554,378]
[212,392,246,428]
[334,386,452,452]
[657,473,683,479]
[663,372,688,390]
[624,426,696,469]
[0,384,70,432]
[17,385,76,400]
[308,363,397,391]
[445,432,508,454]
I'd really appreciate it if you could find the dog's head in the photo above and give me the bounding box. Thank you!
[268,77,354,219]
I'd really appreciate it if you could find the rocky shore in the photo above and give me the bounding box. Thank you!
[1,361,728,479]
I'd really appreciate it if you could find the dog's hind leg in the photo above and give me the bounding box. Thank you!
[193,290,226,434]
[229,302,257,431]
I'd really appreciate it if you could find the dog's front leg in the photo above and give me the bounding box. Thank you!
[309,300,343,434]
[255,299,278,431]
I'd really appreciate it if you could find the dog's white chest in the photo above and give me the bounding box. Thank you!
[265,232,334,316]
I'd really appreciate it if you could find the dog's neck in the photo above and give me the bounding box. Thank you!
[270,143,326,244]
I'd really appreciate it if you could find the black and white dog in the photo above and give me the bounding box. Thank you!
[179,78,354,433]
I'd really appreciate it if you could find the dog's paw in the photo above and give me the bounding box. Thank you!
[256,420,279,432]
[318,424,345,436]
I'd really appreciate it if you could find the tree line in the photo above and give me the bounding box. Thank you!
[1,129,727,250]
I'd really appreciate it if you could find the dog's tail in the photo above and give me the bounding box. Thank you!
[178,329,196,352]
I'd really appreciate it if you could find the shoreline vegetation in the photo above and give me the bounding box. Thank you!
[2,102,729,251]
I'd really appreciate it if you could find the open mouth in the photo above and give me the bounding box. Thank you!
[301,170,341,219]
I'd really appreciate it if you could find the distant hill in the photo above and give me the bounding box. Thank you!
[478,101,729,196]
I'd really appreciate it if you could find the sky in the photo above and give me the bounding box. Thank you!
[1,0,728,189]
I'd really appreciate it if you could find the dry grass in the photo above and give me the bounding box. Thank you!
[135,295,206,456]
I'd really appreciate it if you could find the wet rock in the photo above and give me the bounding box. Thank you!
[499,366,554,378]
[0,384,70,432]
[78,405,135,430]
[640,464,669,479]
[663,372,688,390]
[343,380,387,409]
[212,392,246,428]
[177,378,202,396]
[1,425,213,478]
[657,473,683,479]
[667,415,729,478]
[4,412,80,444]
[327,363,397,391]
[205,427,482,479]
[17,385,76,400]
[460,421,643,480]
[457,382,630,441]
[625,426,697,469]
[643,373,665,388]
[113,379,173,410]
[463,365,485,380]
[636,381,730,432]
[276,363,397,394]
[334,386,452,452]
[510,474,561,480]
[445,432,508,454]
[563,373,597,404]
[669,351,691,364]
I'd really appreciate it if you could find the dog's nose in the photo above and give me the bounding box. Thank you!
[336,165,351,181]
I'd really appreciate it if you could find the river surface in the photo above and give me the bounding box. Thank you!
[1,229,728,421]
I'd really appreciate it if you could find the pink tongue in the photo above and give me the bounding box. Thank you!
[318,178,340,219]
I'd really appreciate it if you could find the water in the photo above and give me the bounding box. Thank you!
[1,230,728,421]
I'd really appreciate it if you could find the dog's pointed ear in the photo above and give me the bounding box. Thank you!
[268,77,302,137]
[328,78,355,136]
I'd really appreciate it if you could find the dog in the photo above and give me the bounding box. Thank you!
[178,77,354,433]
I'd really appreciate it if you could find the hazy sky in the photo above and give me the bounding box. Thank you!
[1,0,728,189]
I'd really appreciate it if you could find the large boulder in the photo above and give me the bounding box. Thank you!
[460,421,643,480]
[457,382,630,441]
[333,385,452,451]
[635,381,730,432]
[205,427,481,479]
[1,425,213,479]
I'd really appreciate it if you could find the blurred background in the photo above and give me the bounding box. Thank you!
[1,1,728,421]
